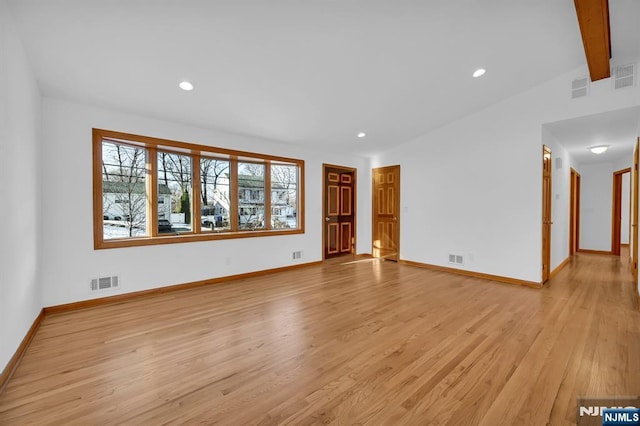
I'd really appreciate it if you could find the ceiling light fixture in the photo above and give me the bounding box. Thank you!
[589,145,608,154]
[472,68,486,78]
[179,80,194,91]
[357,132,366,138]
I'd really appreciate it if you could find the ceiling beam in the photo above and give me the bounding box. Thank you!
[574,0,611,81]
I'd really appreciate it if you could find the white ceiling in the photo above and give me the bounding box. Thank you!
[544,106,640,166]
[5,0,639,156]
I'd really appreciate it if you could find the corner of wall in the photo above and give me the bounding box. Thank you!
[0,0,45,374]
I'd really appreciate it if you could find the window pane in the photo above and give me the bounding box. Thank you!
[158,152,193,233]
[200,158,231,232]
[238,162,265,230]
[101,141,148,239]
[271,164,298,229]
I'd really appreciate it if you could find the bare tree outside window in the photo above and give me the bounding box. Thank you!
[94,129,304,249]
[200,158,231,231]
[271,164,298,229]
[158,152,193,230]
[101,141,147,239]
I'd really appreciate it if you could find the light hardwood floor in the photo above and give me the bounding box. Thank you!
[1,252,639,425]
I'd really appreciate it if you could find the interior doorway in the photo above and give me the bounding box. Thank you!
[570,168,581,256]
[633,139,639,281]
[542,146,552,283]
[322,164,356,260]
[372,165,400,261]
[612,168,631,256]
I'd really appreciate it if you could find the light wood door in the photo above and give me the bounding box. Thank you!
[323,165,355,259]
[611,168,631,256]
[570,168,581,256]
[570,168,576,256]
[633,139,639,281]
[542,146,552,283]
[373,165,400,261]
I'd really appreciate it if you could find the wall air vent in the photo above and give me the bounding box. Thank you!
[90,275,119,293]
[571,76,589,99]
[612,64,636,90]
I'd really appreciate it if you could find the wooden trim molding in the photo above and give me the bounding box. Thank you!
[550,257,571,279]
[44,261,322,315]
[577,249,612,255]
[94,128,305,250]
[574,0,611,81]
[399,259,542,289]
[542,145,552,283]
[612,168,631,256]
[0,309,45,394]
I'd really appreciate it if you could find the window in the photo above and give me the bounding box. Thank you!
[101,141,147,239]
[200,156,231,232]
[271,164,298,229]
[93,129,304,249]
[238,162,265,230]
[158,151,193,233]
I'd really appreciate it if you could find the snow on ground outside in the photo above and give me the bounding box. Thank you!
[103,224,146,239]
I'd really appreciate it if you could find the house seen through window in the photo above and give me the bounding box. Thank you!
[94,129,304,249]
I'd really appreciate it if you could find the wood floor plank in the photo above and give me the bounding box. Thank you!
[1,252,639,425]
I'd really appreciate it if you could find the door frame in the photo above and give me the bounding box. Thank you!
[570,168,581,256]
[611,168,631,256]
[542,146,552,283]
[633,139,639,282]
[322,163,357,260]
[372,165,401,261]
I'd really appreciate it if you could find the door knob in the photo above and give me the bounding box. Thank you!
[393,217,397,221]
[325,217,330,222]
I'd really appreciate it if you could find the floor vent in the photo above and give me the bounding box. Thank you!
[90,275,119,292]
[612,64,635,90]
[571,76,589,99]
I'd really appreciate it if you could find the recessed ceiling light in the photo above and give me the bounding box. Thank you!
[179,81,194,91]
[472,68,486,78]
[357,132,366,138]
[589,145,608,154]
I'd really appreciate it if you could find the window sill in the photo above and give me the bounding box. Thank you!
[95,228,304,250]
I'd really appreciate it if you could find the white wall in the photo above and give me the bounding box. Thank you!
[0,0,42,373]
[40,98,371,307]
[372,62,640,283]
[578,163,614,251]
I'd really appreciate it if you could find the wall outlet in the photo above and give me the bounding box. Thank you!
[292,251,303,260]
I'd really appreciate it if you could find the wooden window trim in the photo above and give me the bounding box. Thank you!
[265,161,272,230]
[93,128,305,250]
